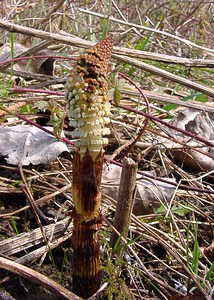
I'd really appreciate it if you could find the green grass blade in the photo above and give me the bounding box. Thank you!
[10,32,15,59]
[101,0,111,40]
[10,217,19,235]
[60,251,67,284]
[191,222,199,275]
[101,17,109,40]
[186,223,190,270]
[205,262,214,281]
[112,227,128,253]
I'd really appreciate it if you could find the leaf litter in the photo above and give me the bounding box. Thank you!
[0,125,68,165]
[0,1,214,299]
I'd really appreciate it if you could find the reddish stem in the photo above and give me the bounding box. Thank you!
[8,112,73,146]
[119,72,151,156]
[0,55,75,68]
[11,87,64,96]
[8,88,214,147]
[7,111,214,195]
[115,104,214,148]
[109,158,214,195]
[5,91,213,195]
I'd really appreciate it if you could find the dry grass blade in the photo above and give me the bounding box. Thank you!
[0,257,81,300]
[120,89,214,114]
[78,8,214,54]
[114,54,214,97]
[0,1,213,299]
[0,217,72,257]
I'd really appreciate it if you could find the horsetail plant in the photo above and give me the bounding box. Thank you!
[65,36,114,298]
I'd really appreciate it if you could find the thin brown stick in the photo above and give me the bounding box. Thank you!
[1,19,214,67]
[0,19,92,49]
[78,8,214,55]
[114,54,214,97]
[121,89,214,114]
[0,257,81,300]
[118,72,151,156]
[0,184,71,218]
[110,157,137,249]
[0,40,53,71]
[19,164,52,226]
[0,20,213,96]
[34,0,66,30]
[115,103,214,148]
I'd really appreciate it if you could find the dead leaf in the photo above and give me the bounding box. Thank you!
[0,43,55,76]
[101,163,176,215]
[160,108,214,172]
[203,239,214,262]
[169,291,206,300]
[0,125,68,165]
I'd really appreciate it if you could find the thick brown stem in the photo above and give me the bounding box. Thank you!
[72,149,103,222]
[72,149,103,298]
[72,213,102,298]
